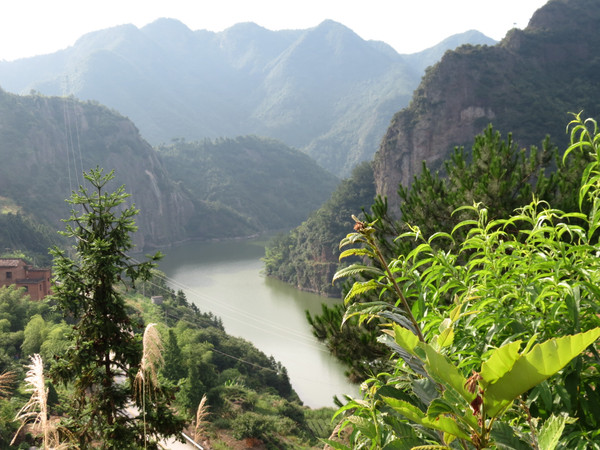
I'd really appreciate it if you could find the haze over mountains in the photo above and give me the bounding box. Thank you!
[0,19,495,176]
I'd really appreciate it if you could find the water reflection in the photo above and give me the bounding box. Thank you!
[157,237,356,408]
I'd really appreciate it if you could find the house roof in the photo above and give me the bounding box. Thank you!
[0,258,26,268]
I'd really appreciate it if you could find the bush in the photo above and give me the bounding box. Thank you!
[231,412,274,440]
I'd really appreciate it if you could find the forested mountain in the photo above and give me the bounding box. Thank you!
[267,0,600,297]
[0,88,193,251]
[0,20,494,176]
[375,0,600,214]
[0,89,337,257]
[157,136,338,240]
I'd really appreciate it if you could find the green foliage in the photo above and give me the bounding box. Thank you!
[231,411,275,440]
[49,167,181,447]
[309,126,582,385]
[158,136,339,239]
[0,213,59,266]
[264,161,375,297]
[330,116,600,448]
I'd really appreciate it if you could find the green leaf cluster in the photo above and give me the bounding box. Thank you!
[330,116,600,449]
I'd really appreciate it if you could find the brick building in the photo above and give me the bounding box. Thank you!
[0,258,52,301]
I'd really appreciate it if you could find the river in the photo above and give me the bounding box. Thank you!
[157,236,356,409]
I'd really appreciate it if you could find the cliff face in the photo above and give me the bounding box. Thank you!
[374,0,600,215]
[0,89,194,249]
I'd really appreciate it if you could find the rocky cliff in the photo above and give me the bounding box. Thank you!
[373,0,600,215]
[0,89,194,250]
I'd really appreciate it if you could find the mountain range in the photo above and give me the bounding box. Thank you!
[265,0,600,296]
[0,20,494,176]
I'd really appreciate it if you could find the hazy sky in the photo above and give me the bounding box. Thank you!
[1,0,549,61]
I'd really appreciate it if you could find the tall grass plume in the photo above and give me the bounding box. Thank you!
[10,354,66,448]
[134,323,164,448]
[194,394,209,443]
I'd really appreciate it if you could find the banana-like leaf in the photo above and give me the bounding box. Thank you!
[483,328,600,418]
[480,341,522,385]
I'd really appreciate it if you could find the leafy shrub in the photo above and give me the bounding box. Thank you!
[231,412,274,440]
[328,115,600,449]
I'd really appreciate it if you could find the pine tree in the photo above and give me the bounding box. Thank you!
[50,168,182,448]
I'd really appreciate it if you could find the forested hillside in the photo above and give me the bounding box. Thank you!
[157,136,338,239]
[0,89,339,260]
[264,162,375,297]
[0,88,193,251]
[0,21,493,176]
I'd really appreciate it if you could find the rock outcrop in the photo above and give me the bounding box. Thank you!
[0,89,193,249]
[373,0,600,215]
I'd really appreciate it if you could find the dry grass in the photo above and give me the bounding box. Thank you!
[194,394,210,443]
[134,323,164,448]
[10,354,69,449]
[0,371,16,399]
[134,323,164,401]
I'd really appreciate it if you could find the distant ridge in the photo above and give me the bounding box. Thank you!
[0,20,494,176]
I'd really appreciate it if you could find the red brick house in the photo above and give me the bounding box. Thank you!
[0,258,52,301]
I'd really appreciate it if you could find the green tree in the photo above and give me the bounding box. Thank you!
[163,329,185,382]
[21,314,48,357]
[49,168,180,448]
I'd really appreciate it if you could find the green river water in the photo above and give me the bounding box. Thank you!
[157,235,356,408]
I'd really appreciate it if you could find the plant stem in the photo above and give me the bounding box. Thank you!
[368,234,425,342]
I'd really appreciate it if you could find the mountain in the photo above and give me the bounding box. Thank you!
[401,30,496,73]
[0,89,338,253]
[0,20,494,176]
[374,0,600,214]
[156,136,339,240]
[0,88,193,250]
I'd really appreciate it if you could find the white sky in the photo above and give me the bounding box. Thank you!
[0,0,549,61]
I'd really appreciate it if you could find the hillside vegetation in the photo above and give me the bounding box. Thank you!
[0,89,338,259]
[157,136,338,240]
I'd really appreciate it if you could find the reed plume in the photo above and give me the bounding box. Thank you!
[134,323,164,448]
[0,371,16,399]
[194,394,209,443]
[11,354,51,447]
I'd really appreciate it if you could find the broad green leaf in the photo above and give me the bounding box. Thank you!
[436,327,454,349]
[321,439,352,450]
[382,397,426,423]
[537,414,572,450]
[422,344,475,403]
[427,398,455,419]
[484,328,600,417]
[490,421,531,450]
[480,341,522,385]
[382,397,470,440]
[392,323,421,356]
